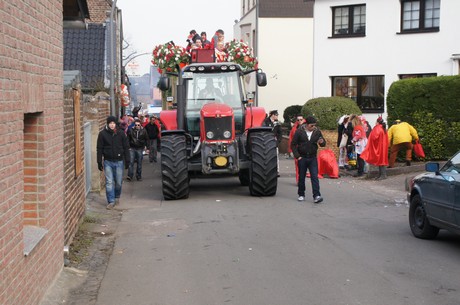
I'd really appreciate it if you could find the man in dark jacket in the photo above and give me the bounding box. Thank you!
[97,116,130,209]
[291,116,326,203]
[144,116,161,163]
[127,119,149,181]
[264,110,283,176]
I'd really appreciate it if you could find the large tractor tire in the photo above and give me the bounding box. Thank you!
[249,132,278,196]
[161,134,189,200]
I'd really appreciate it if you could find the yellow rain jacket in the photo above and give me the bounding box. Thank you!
[387,122,419,145]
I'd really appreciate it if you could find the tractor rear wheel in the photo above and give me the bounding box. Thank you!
[249,132,278,196]
[161,134,189,200]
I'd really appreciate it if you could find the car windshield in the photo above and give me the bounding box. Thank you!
[441,150,460,174]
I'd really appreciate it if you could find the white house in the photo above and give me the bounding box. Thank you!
[234,0,315,121]
[235,0,460,124]
[313,0,460,124]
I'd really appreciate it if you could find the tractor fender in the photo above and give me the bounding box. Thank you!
[159,110,177,130]
[245,106,267,128]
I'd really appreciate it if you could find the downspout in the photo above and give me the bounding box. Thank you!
[109,0,118,116]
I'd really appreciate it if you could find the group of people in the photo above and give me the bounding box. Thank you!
[97,107,419,208]
[338,114,419,180]
[186,29,226,62]
[97,113,161,209]
[285,112,419,205]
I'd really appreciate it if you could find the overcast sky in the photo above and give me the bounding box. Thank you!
[117,0,241,75]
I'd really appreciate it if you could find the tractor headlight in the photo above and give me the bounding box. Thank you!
[206,131,215,139]
[223,130,231,139]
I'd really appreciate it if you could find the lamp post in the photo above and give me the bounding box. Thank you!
[109,0,118,116]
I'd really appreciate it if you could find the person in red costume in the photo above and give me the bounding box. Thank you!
[288,114,305,183]
[360,116,389,180]
[351,115,368,177]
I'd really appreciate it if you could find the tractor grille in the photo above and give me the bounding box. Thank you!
[204,117,232,140]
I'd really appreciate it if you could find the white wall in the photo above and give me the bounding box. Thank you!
[258,18,314,121]
[313,0,460,123]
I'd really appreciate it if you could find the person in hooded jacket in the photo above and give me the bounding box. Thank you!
[97,116,130,209]
[127,119,149,181]
[291,116,326,203]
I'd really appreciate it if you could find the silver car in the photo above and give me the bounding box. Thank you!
[407,150,460,239]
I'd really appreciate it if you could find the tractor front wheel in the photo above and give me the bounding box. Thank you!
[161,134,189,200]
[249,132,278,196]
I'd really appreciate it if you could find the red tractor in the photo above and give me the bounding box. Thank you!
[158,57,277,200]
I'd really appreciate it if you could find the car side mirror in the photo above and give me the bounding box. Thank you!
[158,77,170,91]
[256,72,267,87]
[425,162,439,173]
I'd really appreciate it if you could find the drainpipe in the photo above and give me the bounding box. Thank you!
[109,0,118,116]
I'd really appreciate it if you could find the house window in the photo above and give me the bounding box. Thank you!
[332,75,385,113]
[401,0,440,33]
[332,4,366,37]
[399,73,437,79]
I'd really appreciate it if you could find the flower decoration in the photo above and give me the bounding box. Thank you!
[225,39,258,71]
[152,42,190,74]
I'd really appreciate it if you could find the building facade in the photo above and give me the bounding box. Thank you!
[234,0,315,120]
[313,0,460,123]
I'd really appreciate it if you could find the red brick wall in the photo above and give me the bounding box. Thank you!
[0,1,65,305]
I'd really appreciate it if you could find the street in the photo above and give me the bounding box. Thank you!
[42,157,460,305]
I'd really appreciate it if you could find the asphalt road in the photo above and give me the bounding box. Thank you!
[87,158,460,305]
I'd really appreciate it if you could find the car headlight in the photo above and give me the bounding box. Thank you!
[223,130,231,139]
[206,131,214,139]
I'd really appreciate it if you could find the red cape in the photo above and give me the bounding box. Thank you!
[360,125,389,166]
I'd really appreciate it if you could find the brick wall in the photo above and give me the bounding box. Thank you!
[87,0,111,23]
[63,86,86,245]
[0,1,65,305]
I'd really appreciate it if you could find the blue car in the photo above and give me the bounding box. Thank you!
[407,150,460,239]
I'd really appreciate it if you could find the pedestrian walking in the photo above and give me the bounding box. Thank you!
[360,116,389,180]
[290,115,326,203]
[288,114,305,183]
[127,119,149,181]
[97,116,130,209]
[144,115,161,163]
[387,119,419,167]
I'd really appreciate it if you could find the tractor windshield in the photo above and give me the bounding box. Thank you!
[185,71,243,110]
[184,71,245,136]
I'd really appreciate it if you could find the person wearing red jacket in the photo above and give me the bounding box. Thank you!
[288,114,305,183]
[360,116,389,180]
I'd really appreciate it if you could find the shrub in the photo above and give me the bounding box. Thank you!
[282,105,303,124]
[387,75,460,159]
[301,97,362,130]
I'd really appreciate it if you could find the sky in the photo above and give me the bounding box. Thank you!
[117,0,241,76]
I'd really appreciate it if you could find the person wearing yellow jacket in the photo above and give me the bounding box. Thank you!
[387,120,419,167]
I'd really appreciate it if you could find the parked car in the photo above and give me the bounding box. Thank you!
[407,150,460,239]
